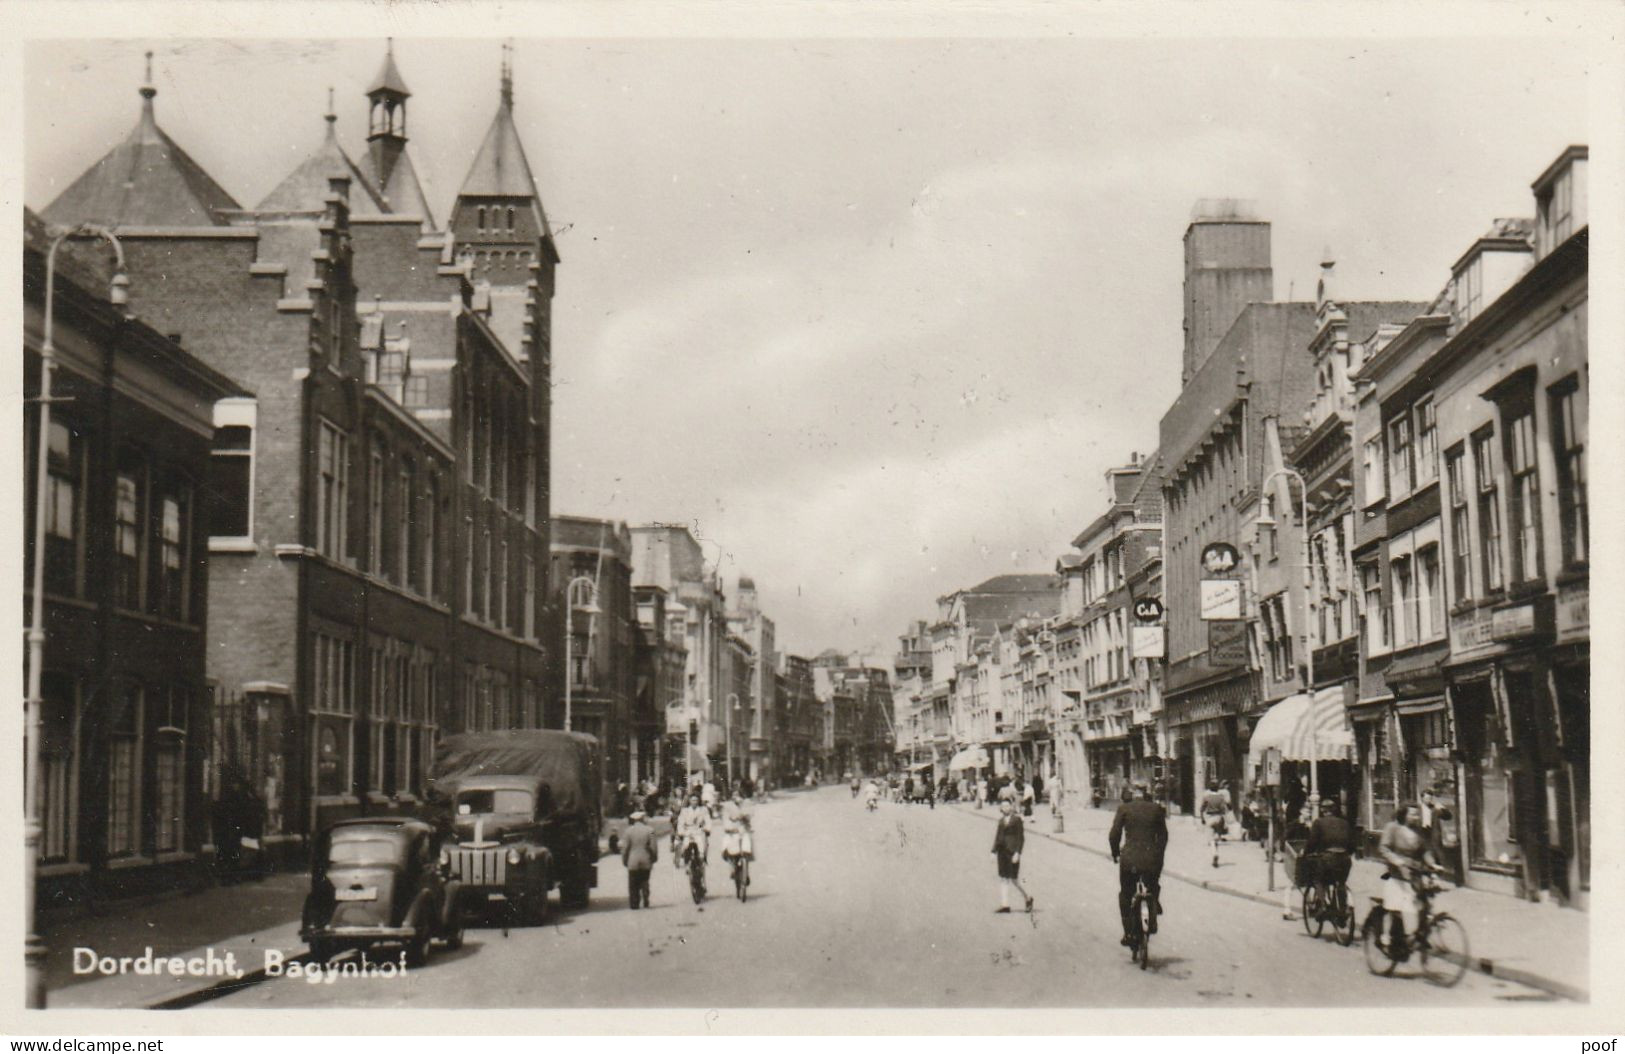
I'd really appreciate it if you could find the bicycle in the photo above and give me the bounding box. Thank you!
[683,840,707,905]
[1300,854,1356,946]
[1127,875,1157,970]
[730,853,750,902]
[1361,869,1468,986]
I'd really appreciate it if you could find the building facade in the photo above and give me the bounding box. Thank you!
[551,516,637,795]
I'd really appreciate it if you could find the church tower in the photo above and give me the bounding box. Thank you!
[361,40,435,227]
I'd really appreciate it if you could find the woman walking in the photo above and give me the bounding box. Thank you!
[991,799,1034,914]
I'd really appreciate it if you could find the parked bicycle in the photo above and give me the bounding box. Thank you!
[1362,868,1468,986]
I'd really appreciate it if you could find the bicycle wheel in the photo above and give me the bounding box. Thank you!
[689,857,705,905]
[1136,894,1154,970]
[735,859,748,902]
[1302,884,1324,938]
[1331,885,1356,946]
[1420,914,1470,988]
[1363,911,1398,977]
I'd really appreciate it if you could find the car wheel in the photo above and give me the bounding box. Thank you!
[522,888,550,926]
[405,931,430,968]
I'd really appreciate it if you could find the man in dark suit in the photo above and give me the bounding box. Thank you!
[1109,782,1168,946]
[621,810,659,909]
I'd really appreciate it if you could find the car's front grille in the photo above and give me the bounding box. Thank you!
[447,846,506,887]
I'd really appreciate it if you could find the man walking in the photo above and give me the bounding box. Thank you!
[621,810,658,909]
[1108,782,1168,947]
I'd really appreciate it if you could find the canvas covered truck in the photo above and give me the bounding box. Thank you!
[425,730,602,924]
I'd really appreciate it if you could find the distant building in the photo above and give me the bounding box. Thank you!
[551,516,637,795]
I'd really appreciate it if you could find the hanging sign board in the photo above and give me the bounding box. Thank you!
[1131,625,1164,659]
[1201,579,1245,620]
[1207,619,1249,667]
[1133,597,1164,623]
[1200,542,1242,576]
[1262,746,1282,786]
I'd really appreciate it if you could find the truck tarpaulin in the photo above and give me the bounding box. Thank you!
[427,731,601,819]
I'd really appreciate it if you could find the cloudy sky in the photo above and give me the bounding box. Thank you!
[21,14,1595,659]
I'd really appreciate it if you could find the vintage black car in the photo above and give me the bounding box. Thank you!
[301,816,464,965]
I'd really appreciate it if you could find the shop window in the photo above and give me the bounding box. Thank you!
[1456,684,1519,871]
[312,631,355,797]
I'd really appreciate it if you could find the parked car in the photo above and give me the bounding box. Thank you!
[301,816,464,965]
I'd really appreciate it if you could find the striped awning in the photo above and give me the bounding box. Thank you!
[1247,686,1354,765]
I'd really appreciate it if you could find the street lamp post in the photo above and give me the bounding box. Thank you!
[725,692,740,789]
[1256,466,1320,820]
[27,225,130,1009]
[562,575,600,734]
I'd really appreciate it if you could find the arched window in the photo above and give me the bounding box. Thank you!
[477,207,486,231]
[507,207,515,230]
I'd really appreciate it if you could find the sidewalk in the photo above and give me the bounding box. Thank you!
[41,872,310,1009]
[951,800,1588,1001]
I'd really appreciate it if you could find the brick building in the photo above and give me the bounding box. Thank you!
[41,45,559,852]
[25,209,249,900]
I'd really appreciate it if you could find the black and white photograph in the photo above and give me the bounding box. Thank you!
[8,0,1619,1032]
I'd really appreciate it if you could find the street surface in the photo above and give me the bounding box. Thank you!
[210,787,1549,1008]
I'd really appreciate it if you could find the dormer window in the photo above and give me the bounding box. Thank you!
[1533,146,1587,259]
[1454,255,1483,325]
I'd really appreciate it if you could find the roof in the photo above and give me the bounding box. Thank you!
[43,83,239,227]
[362,144,436,228]
[965,573,1059,595]
[256,114,387,214]
[367,44,411,97]
[457,96,555,241]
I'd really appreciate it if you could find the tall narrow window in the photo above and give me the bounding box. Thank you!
[1361,562,1389,656]
[463,516,475,615]
[369,447,385,575]
[497,539,509,630]
[43,419,84,596]
[156,488,189,621]
[208,400,256,545]
[107,684,143,856]
[39,673,78,863]
[422,479,437,601]
[1414,398,1438,485]
[1387,415,1413,497]
[154,686,187,854]
[477,206,487,231]
[1446,446,1472,603]
[507,206,516,231]
[317,420,349,560]
[481,530,493,622]
[1504,404,1542,583]
[399,462,414,587]
[1417,543,1442,641]
[1473,428,1503,593]
[1550,379,1587,568]
[1390,552,1415,648]
[114,454,144,610]
[524,556,536,640]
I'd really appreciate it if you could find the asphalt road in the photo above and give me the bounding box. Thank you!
[209,786,1551,1008]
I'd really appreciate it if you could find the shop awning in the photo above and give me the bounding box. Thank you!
[1247,686,1354,765]
[948,747,989,771]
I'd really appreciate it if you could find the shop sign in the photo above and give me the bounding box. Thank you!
[1490,603,1537,642]
[1557,581,1588,639]
[664,703,692,734]
[1201,579,1245,620]
[1201,542,1242,576]
[1450,605,1496,655]
[1133,597,1165,623]
[1261,746,1282,786]
[1208,619,1249,667]
[1131,624,1165,659]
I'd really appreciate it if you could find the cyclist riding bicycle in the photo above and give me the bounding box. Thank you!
[1109,782,1168,948]
[676,791,712,871]
[1301,797,1355,889]
[1377,802,1441,956]
[721,791,754,869]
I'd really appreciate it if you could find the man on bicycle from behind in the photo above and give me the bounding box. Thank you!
[721,791,754,877]
[1109,782,1169,948]
[1378,802,1441,957]
[1302,797,1355,890]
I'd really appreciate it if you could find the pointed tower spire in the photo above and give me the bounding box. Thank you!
[325,85,336,126]
[256,89,385,214]
[501,40,514,109]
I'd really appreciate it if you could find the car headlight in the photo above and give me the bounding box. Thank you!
[506,848,522,866]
